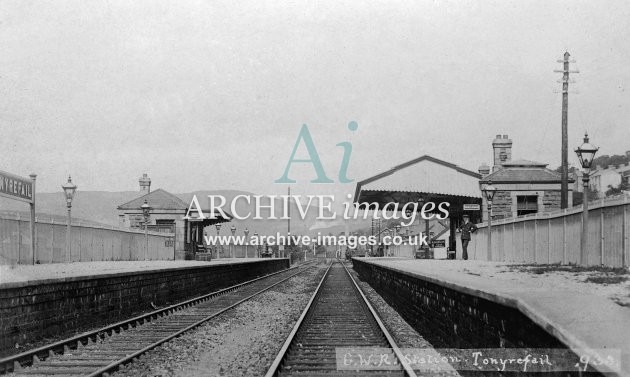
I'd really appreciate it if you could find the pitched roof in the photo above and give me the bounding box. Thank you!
[117,188,188,211]
[481,166,573,183]
[354,155,482,200]
[501,159,547,167]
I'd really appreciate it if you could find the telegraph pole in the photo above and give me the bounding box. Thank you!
[555,52,579,208]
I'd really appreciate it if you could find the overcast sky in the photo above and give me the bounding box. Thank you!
[2,0,629,200]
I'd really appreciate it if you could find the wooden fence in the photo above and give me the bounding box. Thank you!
[469,195,630,267]
[0,212,175,265]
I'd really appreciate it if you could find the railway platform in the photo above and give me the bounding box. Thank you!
[0,258,289,355]
[0,258,266,287]
[352,257,630,377]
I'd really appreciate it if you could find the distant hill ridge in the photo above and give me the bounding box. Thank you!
[0,189,367,237]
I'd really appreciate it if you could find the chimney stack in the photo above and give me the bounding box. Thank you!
[492,134,512,172]
[139,173,151,194]
[478,163,490,177]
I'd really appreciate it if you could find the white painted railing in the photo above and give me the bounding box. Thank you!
[0,212,174,265]
[468,195,630,267]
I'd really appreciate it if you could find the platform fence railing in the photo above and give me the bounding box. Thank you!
[468,195,630,267]
[0,212,174,265]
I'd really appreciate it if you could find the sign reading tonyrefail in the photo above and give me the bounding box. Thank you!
[0,170,34,203]
[0,169,37,264]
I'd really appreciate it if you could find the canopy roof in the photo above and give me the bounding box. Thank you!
[353,155,482,216]
[184,208,233,226]
[354,155,482,202]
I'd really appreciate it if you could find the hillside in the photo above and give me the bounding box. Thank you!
[0,190,370,237]
[591,152,630,170]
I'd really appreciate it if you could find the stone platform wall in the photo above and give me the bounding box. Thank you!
[352,258,564,349]
[0,259,289,353]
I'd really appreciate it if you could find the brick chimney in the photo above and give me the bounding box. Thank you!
[492,134,512,172]
[478,163,490,177]
[139,173,151,194]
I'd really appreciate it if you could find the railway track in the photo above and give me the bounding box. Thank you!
[1,259,318,376]
[265,260,417,377]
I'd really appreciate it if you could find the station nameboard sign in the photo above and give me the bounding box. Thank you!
[430,239,446,248]
[0,170,34,203]
[463,204,480,211]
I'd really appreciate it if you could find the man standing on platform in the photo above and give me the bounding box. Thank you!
[460,214,477,260]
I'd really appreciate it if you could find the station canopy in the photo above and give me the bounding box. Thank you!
[353,155,482,216]
[184,208,233,226]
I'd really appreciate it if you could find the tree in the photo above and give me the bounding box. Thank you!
[573,187,600,206]
[605,185,622,197]
[605,181,630,197]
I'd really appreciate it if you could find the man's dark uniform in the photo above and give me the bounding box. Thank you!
[460,221,478,260]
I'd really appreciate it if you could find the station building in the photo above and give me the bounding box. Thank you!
[478,135,573,220]
[117,174,231,259]
[353,134,572,258]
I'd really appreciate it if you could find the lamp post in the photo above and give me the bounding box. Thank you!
[483,181,497,261]
[575,132,599,265]
[215,224,222,259]
[253,231,259,257]
[244,228,249,258]
[61,176,77,261]
[230,225,236,258]
[141,200,151,260]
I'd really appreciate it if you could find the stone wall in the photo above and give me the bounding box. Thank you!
[352,259,564,349]
[491,190,513,220]
[0,259,289,353]
[351,259,604,376]
[543,190,561,212]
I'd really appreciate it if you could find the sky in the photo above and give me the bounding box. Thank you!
[2,0,630,202]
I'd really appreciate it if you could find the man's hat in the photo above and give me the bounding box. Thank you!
[462,214,470,218]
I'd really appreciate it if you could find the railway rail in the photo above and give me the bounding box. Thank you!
[265,260,417,377]
[1,259,317,376]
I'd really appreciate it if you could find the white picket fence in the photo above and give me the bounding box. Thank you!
[0,212,175,265]
[468,195,630,267]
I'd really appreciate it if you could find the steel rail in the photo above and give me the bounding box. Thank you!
[340,260,417,377]
[265,259,417,377]
[263,262,333,377]
[88,261,317,377]
[1,259,316,375]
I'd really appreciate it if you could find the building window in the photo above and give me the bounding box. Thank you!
[154,219,175,233]
[517,195,538,216]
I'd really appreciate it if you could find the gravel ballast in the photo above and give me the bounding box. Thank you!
[113,265,326,377]
[113,261,454,376]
